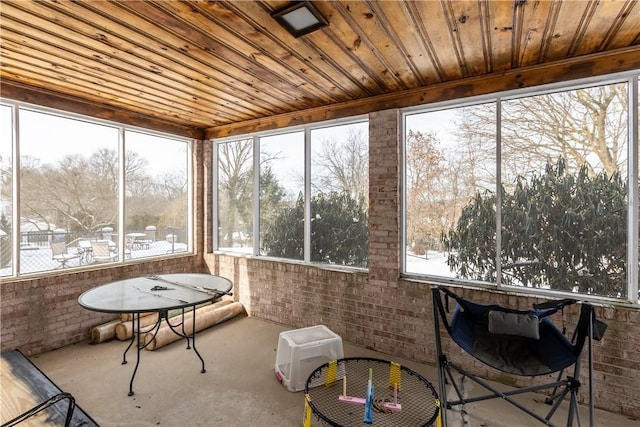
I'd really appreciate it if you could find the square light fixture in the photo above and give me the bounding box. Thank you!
[271,1,329,38]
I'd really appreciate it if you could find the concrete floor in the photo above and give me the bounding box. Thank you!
[29,315,637,427]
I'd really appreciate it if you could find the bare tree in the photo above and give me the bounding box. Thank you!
[457,83,627,181]
[217,139,253,247]
[312,128,368,202]
[20,149,149,233]
[405,130,449,253]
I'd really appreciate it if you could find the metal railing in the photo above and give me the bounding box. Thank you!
[1,226,188,276]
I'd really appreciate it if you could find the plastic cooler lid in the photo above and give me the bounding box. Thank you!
[287,325,336,345]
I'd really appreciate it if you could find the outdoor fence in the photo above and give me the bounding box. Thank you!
[1,226,187,276]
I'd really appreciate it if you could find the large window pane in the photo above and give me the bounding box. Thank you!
[259,132,304,259]
[124,131,189,258]
[0,105,13,277]
[637,79,640,302]
[19,109,119,273]
[500,83,628,297]
[217,139,253,253]
[406,105,497,279]
[310,122,369,267]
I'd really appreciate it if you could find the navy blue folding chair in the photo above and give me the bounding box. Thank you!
[432,286,606,427]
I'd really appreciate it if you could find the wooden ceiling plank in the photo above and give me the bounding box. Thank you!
[217,0,367,101]
[566,0,600,57]
[477,0,493,73]
[402,1,446,83]
[270,0,390,95]
[515,0,554,67]
[569,0,639,55]
[6,0,283,118]
[206,46,640,139]
[0,43,231,127]
[51,0,286,116]
[538,0,563,63]
[537,1,585,62]
[444,0,489,76]
[371,1,439,86]
[0,79,204,139]
[0,59,212,128]
[109,0,317,110]
[486,0,514,73]
[332,1,416,90]
[315,1,406,93]
[173,0,343,104]
[411,0,465,80]
[0,30,245,125]
[594,0,640,51]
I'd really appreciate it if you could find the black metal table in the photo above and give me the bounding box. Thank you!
[78,273,232,396]
[304,357,440,427]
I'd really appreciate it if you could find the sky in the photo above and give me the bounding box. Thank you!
[1,106,188,179]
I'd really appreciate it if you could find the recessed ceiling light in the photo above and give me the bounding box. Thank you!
[272,1,329,38]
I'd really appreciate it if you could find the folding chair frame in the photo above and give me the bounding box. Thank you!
[432,286,599,427]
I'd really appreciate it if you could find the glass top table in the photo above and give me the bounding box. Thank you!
[78,273,232,313]
[78,273,233,396]
[304,357,440,427]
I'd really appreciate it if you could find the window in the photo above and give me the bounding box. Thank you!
[405,105,496,278]
[216,138,254,253]
[125,131,190,258]
[0,105,12,277]
[215,119,369,268]
[1,104,192,277]
[19,110,120,272]
[404,74,639,303]
[500,84,627,297]
[259,132,304,259]
[310,123,369,267]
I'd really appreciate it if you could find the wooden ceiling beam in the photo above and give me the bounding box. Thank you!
[206,46,640,139]
[0,79,205,140]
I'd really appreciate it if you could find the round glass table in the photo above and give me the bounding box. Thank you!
[78,273,232,396]
[304,357,440,427]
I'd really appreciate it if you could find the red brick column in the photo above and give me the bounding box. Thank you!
[368,109,401,285]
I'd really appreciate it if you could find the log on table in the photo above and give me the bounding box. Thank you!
[115,300,231,341]
[91,319,122,344]
[144,301,244,351]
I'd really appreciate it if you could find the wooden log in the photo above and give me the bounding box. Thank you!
[120,312,155,322]
[144,301,244,351]
[115,313,160,341]
[90,319,121,344]
[115,300,231,341]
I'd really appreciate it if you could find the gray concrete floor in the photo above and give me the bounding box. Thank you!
[30,315,637,427]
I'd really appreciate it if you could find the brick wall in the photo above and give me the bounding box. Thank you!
[203,109,640,418]
[0,256,202,356]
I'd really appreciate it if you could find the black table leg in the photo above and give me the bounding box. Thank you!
[191,305,206,373]
[127,314,141,396]
[120,306,209,396]
[163,306,207,374]
[121,315,135,365]
[124,312,163,396]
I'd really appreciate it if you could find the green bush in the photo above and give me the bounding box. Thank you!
[262,192,368,267]
[443,158,627,297]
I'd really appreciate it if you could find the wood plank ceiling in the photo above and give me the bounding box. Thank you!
[1,0,639,139]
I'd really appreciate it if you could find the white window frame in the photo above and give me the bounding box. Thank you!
[213,116,369,268]
[401,71,640,305]
[0,100,194,278]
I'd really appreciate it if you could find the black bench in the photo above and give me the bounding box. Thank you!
[1,349,98,427]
